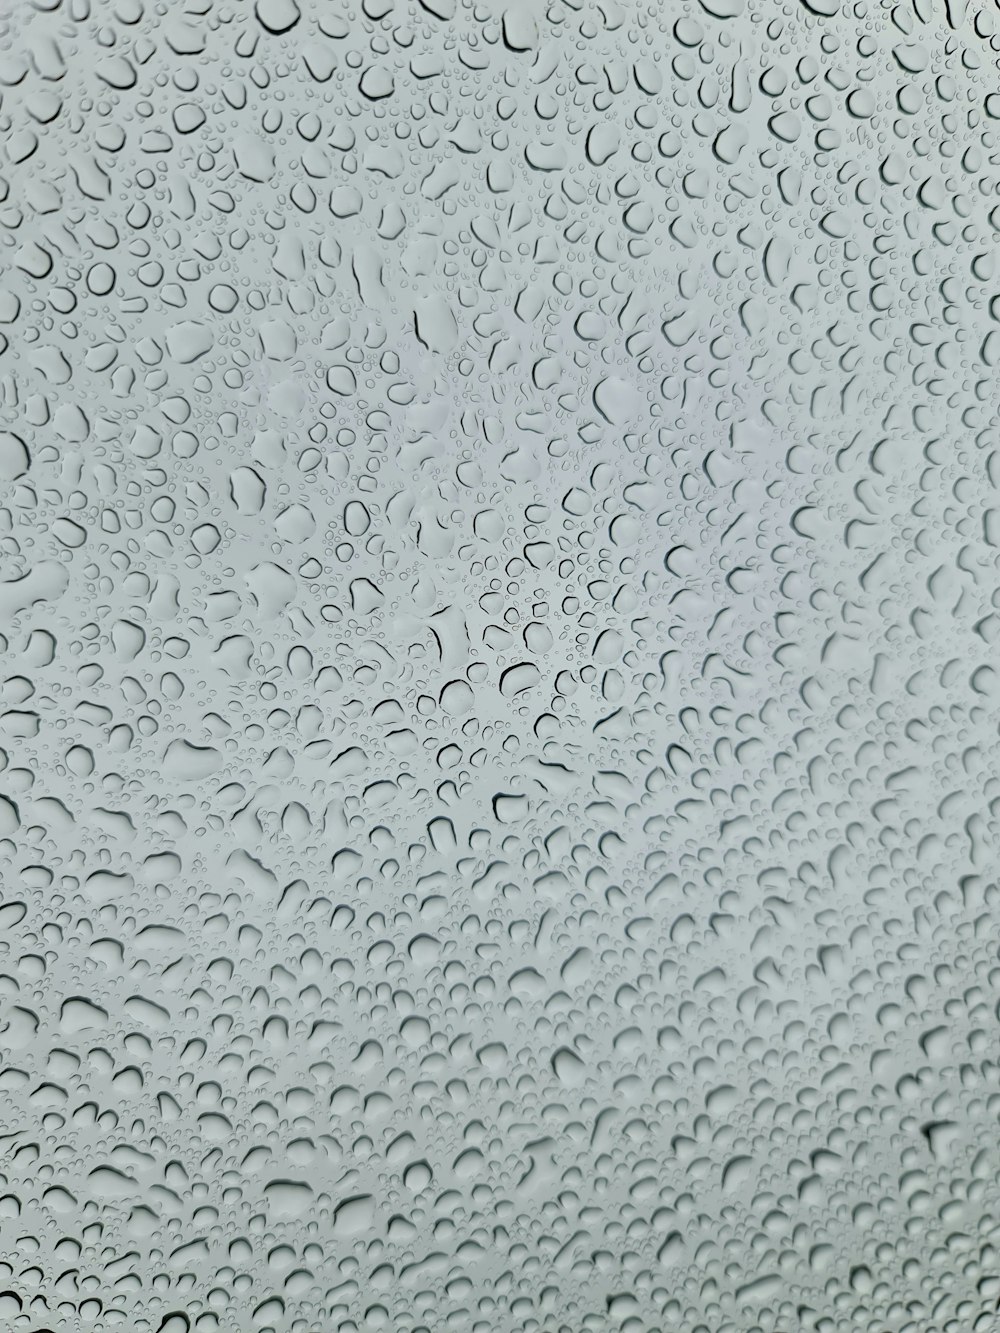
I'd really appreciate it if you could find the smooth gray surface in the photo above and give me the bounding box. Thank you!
[1,0,998,1329]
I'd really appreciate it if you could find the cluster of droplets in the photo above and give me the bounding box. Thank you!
[4,0,1000,1329]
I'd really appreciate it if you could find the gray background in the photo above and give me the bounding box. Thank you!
[0,0,997,1329]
